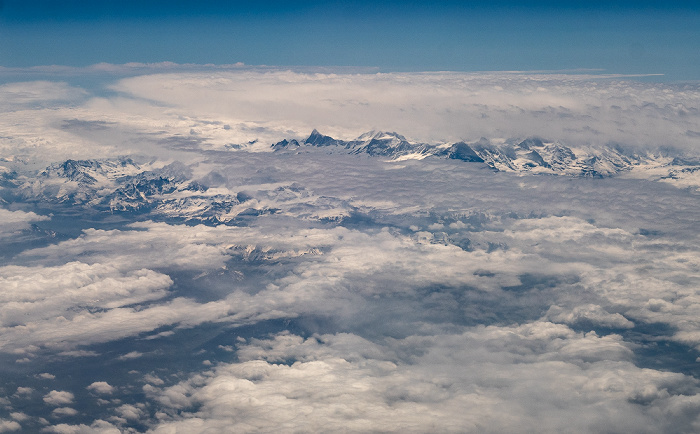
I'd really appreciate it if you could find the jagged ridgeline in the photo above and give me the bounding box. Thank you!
[4,129,699,226]
[274,129,700,179]
[10,158,264,224]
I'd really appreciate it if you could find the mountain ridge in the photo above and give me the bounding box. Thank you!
[273,130,700,181]
[3,130,699,226]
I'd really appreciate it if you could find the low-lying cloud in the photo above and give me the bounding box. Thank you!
[1,66,699,432]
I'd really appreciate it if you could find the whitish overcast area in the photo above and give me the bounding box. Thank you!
[1,1,700,433]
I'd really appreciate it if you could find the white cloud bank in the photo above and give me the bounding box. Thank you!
[108,70,700,149]
[1,68,698,167]
[0,208,49,238]
[144,328,700,433]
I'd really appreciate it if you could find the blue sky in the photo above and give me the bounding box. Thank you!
[1,1,699,80]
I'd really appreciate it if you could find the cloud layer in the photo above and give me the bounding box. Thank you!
[144,328,700,433]
[1,68,699,432]
[1,68,698,169]
[109,70,700,148]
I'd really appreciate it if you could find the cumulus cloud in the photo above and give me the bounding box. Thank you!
[13,387,32,397]
[22,223,242,271]
[4,219,512,350]
[144,327,700,433]
[546,304,635,329]
[43,391,74,406]
[0,238,237,353]
[117,352,143,361]
[0,295,232,353]
[0,262,175,353]
[0,419,20,432]
[51,408,79,417]
[8,413,27,422]
[9,175,700,355]
[86,382,114,395]
[113,404,144,421]
[0,262,171,322]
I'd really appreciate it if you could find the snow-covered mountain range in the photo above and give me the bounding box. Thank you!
[5,156,347,224]
[274,130,700,182]
[5,158,252,224]
[2,129,698,226]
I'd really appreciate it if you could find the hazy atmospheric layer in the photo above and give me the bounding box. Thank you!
[0,67,699,433]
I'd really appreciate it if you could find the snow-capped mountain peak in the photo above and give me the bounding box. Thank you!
[304,129,343,147]
[355,130,407,142]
